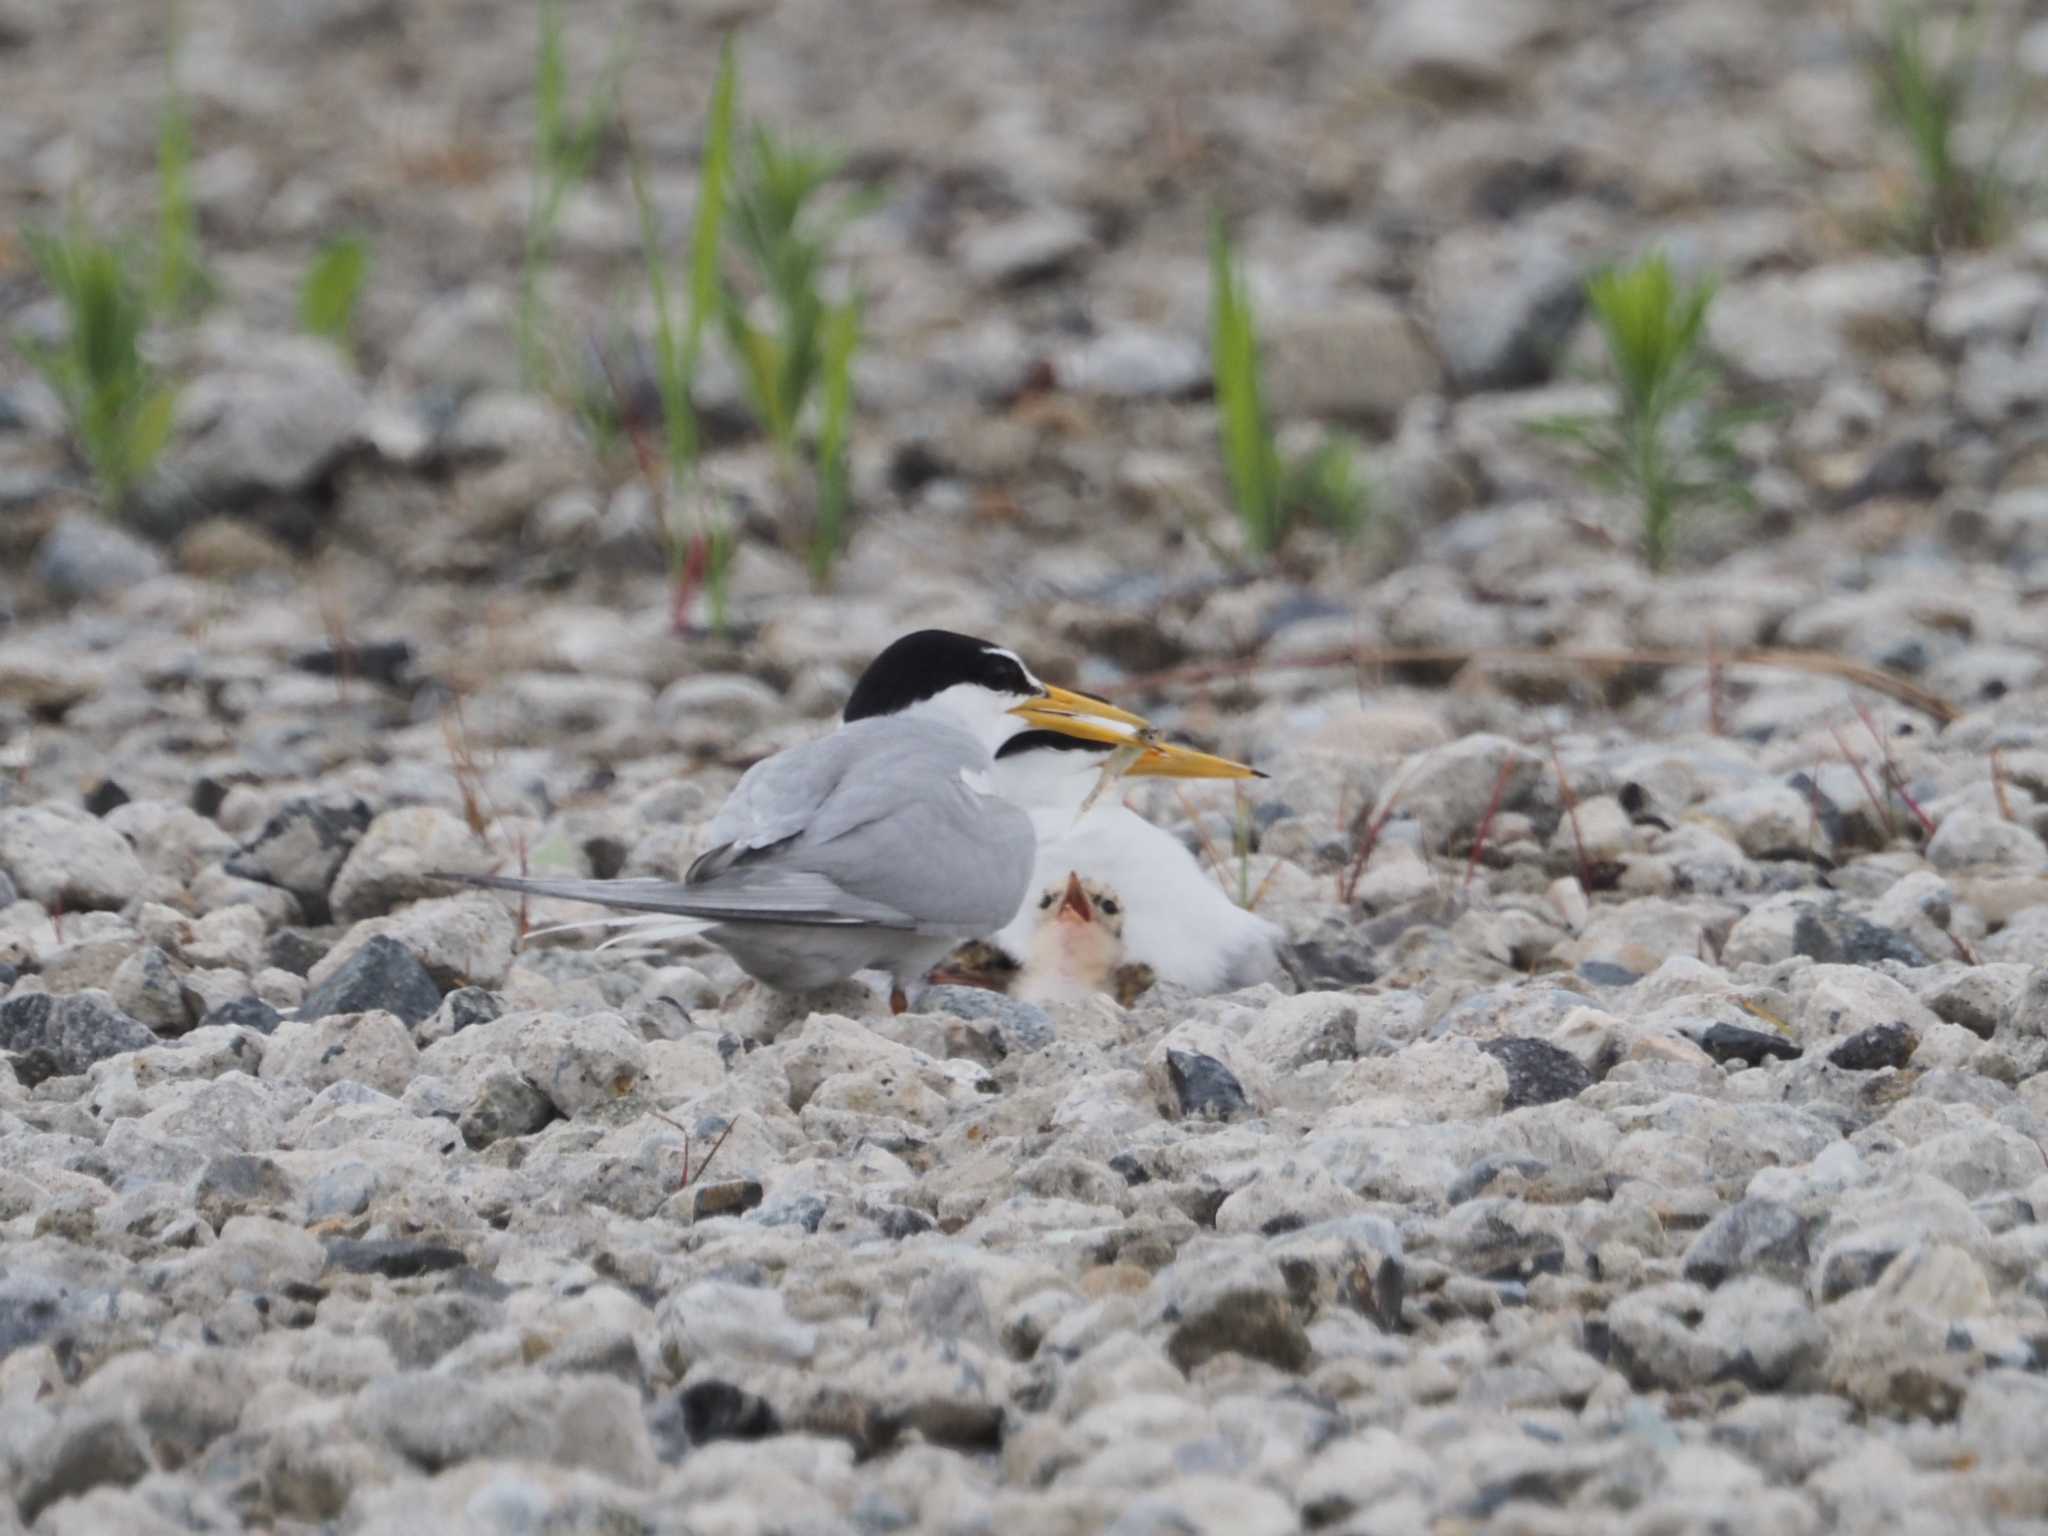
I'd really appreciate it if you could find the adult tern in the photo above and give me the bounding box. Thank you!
[441,630,1209,1010]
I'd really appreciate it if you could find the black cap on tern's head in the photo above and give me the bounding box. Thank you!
[842,631,1040,722]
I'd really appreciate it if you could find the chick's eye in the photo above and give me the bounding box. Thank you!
[1038,893,1054,909]
[1101,898,1120,915]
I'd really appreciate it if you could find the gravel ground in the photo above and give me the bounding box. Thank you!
[5,0,2048,1532]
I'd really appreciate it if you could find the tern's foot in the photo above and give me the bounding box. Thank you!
[890,986,908,1015]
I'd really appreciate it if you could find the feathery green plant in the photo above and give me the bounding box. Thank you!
[1208,216,1371,557]
[519,0,625,388]
[1863,1,2010,252]
[720,127,872,459]
[299,234,371,357]
[1530,253,1747,572]
[22,224,179,509]
[152,68,214,319]
[631,38,739,630]
[719,121,872,587]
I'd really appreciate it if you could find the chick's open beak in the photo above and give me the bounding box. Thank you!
[1008,684,1151,745]
[1057,871,1093,922]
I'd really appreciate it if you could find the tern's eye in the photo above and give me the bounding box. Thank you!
[1038,893,1055,909]
[1100,897,1120,915]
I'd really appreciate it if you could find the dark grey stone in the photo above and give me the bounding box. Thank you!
[676,1380,780,1447]
[1829,1021,1917,1071]
[753,1194,828,1233]
[324,1237,467,1278]
[1700,1022,1804,1067]
[458,1069,556,1149]
[1577,960,1640,987]
[692,1179,764,1222]
[1480,1036,1593,1107]
[265,927,331,978]
[0,991,154,1078]
[199,996,283,1034]
[1792,909,1928,968]
[1166,1049,1251,1121]
[1448,1156,1549,1206]
[1167,1286,1310,1375]
[434,986,503,1037]
[299,935,441,1027]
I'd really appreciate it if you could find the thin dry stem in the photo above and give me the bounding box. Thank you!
[1857,701,1935,838]
[1461,759,1516,894]
[1832,724,1896,840]
[1992,749,2015,823]
[1172,785,1233,893]
[1548,737,1593,891]
[649,1110,738,1190]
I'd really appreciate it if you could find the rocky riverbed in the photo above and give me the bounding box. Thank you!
[5,0,2048,1532]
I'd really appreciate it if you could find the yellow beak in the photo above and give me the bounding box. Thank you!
[1127,740,1264,780]
[1007,684,1152,746]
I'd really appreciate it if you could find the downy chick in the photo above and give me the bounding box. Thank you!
[1013,871,1129,1005]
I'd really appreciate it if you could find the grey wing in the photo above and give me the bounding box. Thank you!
[802,764,1036,936]
[699,730,866,861]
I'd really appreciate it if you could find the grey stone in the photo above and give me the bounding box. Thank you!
[161,336,367,503]
[109,945,193,1035]
[33,513,167,601]
[1697,1278,1825,1390]
[298,934,442,1028]
[916,985,1056,1055]
[1682,1199,1810,1288]
[14,1409,152,1524]
[224,797,371,924]
[0,804,150,911]
[1425,227,1586,391]
[458,1068,557,1147]
[328,806,494,923]
[514,1010,645,1117]
[257,1009,419,1095]
[348,1369,656,1487]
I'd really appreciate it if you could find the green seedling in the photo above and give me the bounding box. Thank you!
[1208,215,1371,558]
[153,65,214,319]
[719,122,874,585]
[21,223,179,509]
[1530,253,1749,572]
[809,292,860,588]
[519,0,626,388]
[299,234,371,357]
[630,38,739,632]
[1864,1,2011,252]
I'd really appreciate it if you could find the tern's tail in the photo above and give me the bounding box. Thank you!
[429,871,718,950]
[429,869,911,931]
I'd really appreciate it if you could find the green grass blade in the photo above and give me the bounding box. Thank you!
[299,235,371,352]
[810,294,860,587]
[683,37,737,379]
[629,146,697,475]
[153,67,212,319]
[1208,214,1278,553]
